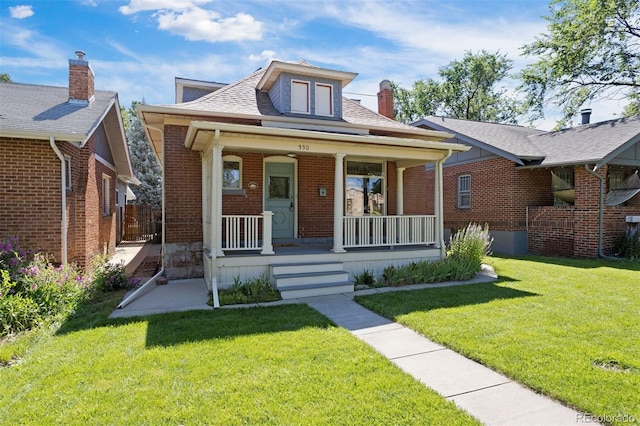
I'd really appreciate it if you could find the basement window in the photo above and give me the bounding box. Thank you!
[457,174,471,209]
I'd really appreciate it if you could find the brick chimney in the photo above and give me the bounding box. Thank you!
[377,79,394,119]
[68,50,94,105]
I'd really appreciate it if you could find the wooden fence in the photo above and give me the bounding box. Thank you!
[123,205,161,242]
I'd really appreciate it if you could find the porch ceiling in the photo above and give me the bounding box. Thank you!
[186,121,468,162]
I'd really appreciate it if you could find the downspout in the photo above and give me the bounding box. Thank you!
[50,137,68,264]
[117,124,166,309]
[437,149,454,258]
[584,164,619,260]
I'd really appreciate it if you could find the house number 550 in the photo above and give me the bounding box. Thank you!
[298,144,310,151]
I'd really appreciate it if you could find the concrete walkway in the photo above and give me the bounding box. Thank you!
[110,244,594,425]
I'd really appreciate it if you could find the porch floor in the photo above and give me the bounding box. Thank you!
[223,240,438,257]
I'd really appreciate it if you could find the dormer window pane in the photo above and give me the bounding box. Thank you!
[291,80,309,113]
[316,83,333,116]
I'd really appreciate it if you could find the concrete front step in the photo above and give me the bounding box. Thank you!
[271,261,353,299]
[273,270,350,288]
[271,261,344,275]
[279,282,354,299]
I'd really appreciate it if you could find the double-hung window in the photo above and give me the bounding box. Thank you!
[222,155,242,190]
[457,174,471,209]
[102,175,111,215]
[315,83,333,116]
[291,80,310,114]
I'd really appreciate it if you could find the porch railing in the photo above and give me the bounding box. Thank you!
[343,215,436,248]
[221,212,274,255]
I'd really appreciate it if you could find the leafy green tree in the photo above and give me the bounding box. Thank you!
[0,73,11,82]
[520,0,640,126]
[122,102,162,207]
[393,50,523,124]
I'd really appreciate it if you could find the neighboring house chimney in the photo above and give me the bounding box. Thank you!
[377,79,394,119]
[581,108,592,125]
[68,50,95,105]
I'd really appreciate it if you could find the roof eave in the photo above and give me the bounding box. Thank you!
[136,103,453,141]
[185,120,468,152]
[0,129,85,144]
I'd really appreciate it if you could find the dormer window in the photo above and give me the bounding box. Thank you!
[291,80,310,114]
[315,83,333,116]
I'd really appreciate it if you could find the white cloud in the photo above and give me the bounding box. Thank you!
[119,0,263,43]
[156,8,262,42]
[119,0,210,15]
[249,50,276,62]
[9,5,34,19]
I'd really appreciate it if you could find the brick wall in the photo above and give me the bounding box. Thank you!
[528,206,575,256]
[0,136,116,269]
[164,125,202,244]
[420,157,552,232]
[0,137,63,259]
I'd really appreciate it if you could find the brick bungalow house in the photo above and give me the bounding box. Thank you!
[0,51,139,268]
[134,61,469,304]
[413,113,640,258]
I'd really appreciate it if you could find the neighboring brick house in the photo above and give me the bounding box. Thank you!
[0,51,139,268]
[135,61,469,303]
[414,113,640,258]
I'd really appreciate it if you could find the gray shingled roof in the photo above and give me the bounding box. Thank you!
[0,82,117,142]
[529,115,640,166]
[415,115,640,167]
[419,116,546,159]
[156,65,423,133]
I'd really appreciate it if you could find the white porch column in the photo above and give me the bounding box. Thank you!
[213,143,225,257]
[396,166,406,215]
[261,211,275,255]
[434,159,446,258]
[332,153,346,253]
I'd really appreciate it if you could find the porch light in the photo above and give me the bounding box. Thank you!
[286,152,297,158]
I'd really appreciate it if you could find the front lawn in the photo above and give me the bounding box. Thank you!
[1,299,479,425]
[355,256,640,425]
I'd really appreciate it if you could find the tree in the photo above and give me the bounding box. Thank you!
[0,73,11,82]
[520,0,640,126]
[393,50,523,124]
[122,102,162,207]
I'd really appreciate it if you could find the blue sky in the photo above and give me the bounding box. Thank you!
[0,0,625,129]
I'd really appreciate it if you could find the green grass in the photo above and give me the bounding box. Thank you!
[1,291,479,425]
[355,255,640,425]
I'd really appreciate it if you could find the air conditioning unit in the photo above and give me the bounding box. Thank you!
[626,216,640,223]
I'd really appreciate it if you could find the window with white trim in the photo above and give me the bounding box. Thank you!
[102,175,111,215]
[346,160,385,216]
[457,174,471,208]
[291,80,310,113]
[222,155,242,189]
[315,83,333,116]
[64,156,72,190]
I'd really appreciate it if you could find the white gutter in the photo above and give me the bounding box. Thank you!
[49,137,68,264]
[117,124,166,309]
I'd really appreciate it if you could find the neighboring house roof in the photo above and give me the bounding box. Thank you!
[414,115,640,168]
[528,115,640,167]
[0,82,138,184]
[415,116,546,163]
